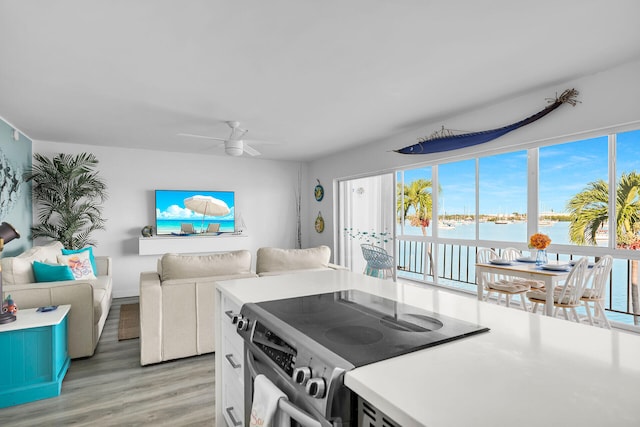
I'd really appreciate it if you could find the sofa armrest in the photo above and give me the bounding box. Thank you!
[3,280,96,358]
[328,263,347,270]
[95,256,112,277]
[139,271,163,366]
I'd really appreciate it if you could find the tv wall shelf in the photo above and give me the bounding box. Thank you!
[138,234,249,256]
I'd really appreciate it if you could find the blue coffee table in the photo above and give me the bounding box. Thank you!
[0,305,71,408]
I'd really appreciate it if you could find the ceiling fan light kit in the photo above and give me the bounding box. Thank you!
[225,140,244,156]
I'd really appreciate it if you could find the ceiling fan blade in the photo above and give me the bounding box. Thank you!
[242,138,284,146]
[243,143,261,156]
[177,133,227,142]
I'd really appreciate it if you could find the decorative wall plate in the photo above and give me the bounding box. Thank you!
[315,211,325,233]
[314,179,324,202]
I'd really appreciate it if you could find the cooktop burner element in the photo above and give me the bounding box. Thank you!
[324,325,384,345]
[251,289,490,368]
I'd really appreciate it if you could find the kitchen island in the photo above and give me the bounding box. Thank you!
[215,269,640,427]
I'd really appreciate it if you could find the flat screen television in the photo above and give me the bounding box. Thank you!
[155,189,235,235]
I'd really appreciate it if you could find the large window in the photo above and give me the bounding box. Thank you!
[397,167,433,237]
[615,129,640,249]
[539,136,608,246]
[478,151,527,242]
[438,159,476,239]
[390,127,640,326]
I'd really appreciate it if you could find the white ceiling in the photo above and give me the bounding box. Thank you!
[1,1,639,161]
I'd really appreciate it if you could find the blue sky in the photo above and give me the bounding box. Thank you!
[401,129,640,215]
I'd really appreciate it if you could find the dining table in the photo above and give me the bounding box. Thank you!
[475,259,572,316]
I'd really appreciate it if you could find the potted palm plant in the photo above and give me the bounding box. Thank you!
[24,152,108,249]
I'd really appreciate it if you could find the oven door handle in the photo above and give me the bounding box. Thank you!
[246,350,323,427]
[278,398,322,427]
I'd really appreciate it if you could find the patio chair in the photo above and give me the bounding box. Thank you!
[180,223,195,234]
[477,248,530,310]
[581,255,613,328]
[526,257,589,322]
[360,244,394,279]
[206,223,220,233]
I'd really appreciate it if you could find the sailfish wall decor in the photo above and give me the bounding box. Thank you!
[395,88,580,155]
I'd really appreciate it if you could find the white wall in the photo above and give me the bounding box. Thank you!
[31,141,307,298]
[307,58,640,251]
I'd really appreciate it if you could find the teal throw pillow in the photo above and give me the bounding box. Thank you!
[33,261,75,283]
[61,247,97,274]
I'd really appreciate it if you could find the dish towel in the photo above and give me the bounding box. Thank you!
[250,374,288,427]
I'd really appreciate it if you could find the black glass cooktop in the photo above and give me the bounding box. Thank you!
[254,290,489,368]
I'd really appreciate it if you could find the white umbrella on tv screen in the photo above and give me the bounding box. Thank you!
[184,195,230,233]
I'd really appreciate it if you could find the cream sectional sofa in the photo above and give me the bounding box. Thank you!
[1,241,113,359]
[139,246,344,366]
[139,250,257,366]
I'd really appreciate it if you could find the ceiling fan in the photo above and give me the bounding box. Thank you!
[178,121,263,157]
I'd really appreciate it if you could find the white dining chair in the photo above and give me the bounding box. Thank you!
[526,257,589,321]
[581,255,613,328]
[477,248,530,311]
[501,247,544,290]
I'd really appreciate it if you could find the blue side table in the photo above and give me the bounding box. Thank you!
[0,305,71,408]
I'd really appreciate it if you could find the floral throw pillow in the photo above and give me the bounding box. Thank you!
[57,252,97,280]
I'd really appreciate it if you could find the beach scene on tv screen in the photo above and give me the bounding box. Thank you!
[155,190,235,235]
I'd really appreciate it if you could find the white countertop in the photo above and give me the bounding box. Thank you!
[217,270,640,427]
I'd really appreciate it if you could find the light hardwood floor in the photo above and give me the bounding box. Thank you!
[2,297,216,426]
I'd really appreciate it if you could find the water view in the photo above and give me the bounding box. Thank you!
[398,220,635,325]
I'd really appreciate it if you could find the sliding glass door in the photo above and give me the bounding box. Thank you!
[337,173,395,276]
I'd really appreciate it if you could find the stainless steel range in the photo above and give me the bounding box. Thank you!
[235,289,489,426]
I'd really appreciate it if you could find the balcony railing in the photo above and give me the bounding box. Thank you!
[396,238,640,326]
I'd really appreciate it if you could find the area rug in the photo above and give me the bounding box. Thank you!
[118,303,140,341]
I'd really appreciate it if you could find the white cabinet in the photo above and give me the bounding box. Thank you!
[216,291,245,427]
[138,234,249,255]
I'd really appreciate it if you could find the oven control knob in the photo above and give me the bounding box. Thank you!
[305,378,326,398]
[230,313,241,325]
[236,317,250,331]
[292,367,312,385]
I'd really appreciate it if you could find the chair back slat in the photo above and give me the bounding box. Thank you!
[476,248,499,289]
[583,255,613,300]
[555,257,589,305]
[501,247,521,261]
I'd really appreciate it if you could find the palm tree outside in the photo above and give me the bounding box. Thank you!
[567,171,640,324]
[397,178,435,274]
[397,178,433,236]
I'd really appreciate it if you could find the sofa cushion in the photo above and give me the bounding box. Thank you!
[37,241,65,263]
[32,261,75,283]
[160,250,252,281]
[61,246,97,275]
[57,252,97,280]
[1,241,65,285]
[256,246,331,274]
[1,257,36,285]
